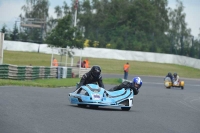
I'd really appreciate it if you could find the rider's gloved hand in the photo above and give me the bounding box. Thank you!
[130,87,139,95]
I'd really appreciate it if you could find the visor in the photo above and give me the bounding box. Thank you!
[92,70,100,77]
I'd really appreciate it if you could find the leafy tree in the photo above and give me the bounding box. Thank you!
[1,24,10,40]
[168,0,191,55]
[45,0,197,57]
[18,30,29,42]
[10,23,19,40]
[62,1,70,16]
[21,0,49,18]
[77,0,170,52]
[1,24,7,33]
[46,1,71,35]
[46,16,57,32]
[54,5,63,18]
[20,0,50,42]
[45,14,84,49]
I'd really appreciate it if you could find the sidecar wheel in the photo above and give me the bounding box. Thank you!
[181,86,184,90]
[121,107,131,111]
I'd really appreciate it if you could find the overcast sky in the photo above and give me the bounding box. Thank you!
[0,0,199,37]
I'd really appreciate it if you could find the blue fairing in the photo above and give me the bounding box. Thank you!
[69,84,134,108]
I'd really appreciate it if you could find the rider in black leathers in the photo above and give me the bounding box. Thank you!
[108,77,143,95]
[109,81,138,95]
[76,65,104,89]
[165,72,173,83]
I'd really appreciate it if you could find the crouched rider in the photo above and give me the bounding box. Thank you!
[76,65,104,89]
[108,77,142,95]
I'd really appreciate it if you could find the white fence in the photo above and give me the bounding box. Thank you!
[0,33,4,64]
[3,40,200,70]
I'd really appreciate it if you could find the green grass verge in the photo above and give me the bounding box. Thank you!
[0,78,120,88]
[3,50,200,78]
[1,50,200,88]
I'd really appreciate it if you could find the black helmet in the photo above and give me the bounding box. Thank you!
[91,65,101,77]
[168,72,172,77]
[173,73,177,78]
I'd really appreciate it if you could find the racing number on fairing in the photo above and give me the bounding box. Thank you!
[93,94,101,100]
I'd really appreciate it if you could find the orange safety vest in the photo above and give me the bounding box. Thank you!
[123,64,129,72]
[84,60,89,68]
[53,59,58,66]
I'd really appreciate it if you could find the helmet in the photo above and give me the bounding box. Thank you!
[91,65,101,78]
[168,72,172,77]
[173,73,177,78]
[132,77,142,88]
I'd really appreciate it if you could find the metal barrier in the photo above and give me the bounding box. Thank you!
[0,64,57,80]
[0,64,91,80]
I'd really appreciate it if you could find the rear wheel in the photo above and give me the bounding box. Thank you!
[121,107,131,111]
[90,105,99,109]
[78,104,87,108]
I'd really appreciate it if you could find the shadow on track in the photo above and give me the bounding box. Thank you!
[68,105,137,112]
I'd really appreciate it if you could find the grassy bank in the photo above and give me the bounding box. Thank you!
[3,50,200,78]
[0,78,120,88]
[1,50,200,88]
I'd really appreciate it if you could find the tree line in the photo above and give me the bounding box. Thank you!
[1,0,200,58]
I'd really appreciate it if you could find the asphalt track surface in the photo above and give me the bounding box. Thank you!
[0,74,200,133]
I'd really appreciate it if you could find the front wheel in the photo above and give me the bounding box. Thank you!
[121,107,131,111]
[181,86,184,90]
